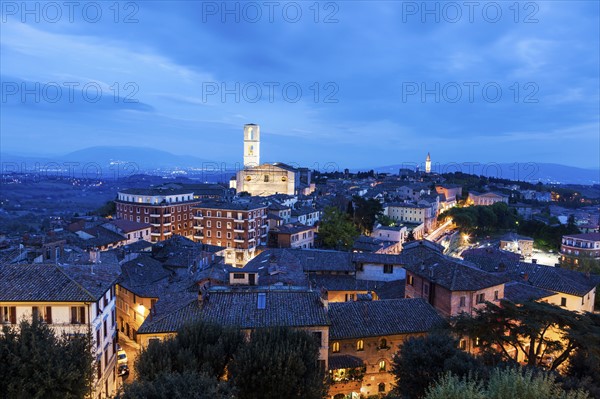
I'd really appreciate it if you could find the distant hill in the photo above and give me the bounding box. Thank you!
[373,162,599,185]
[1,146,216,173]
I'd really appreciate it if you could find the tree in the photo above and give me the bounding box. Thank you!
[351,197,384,234]
[453,300,600,371]
[318,207,360,251]
[390,332,482,399]
[93,201,116,217]
[377,214,396,227]
[119,371,234,399]
[228,327,326,399]
[424,369,589,399]
[405,231,416,242]
[135,321,244,381]
[0,317,95,399]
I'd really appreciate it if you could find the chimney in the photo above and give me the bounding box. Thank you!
[531,259,537,264]
[523,273,529,282]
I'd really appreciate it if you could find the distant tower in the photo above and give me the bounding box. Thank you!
[243,124,260,168]
[425,152,431,174]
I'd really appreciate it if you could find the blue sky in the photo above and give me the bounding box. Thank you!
[1,1,599,169]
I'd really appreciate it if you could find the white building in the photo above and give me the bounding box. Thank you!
[0,260,120,399]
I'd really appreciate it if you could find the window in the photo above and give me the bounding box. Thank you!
[257,293,266,309]
[264,175,269,182]
[345,293,355,302]
[494,290,499,301]
[71,306,86,324]
[44,306,52,324]
[103,319,107,337]
[206,221,211,228]
[459,339,466,350]
[0,306,16,324]
[383,264,393,274]
[561,297,567,307]
[378,383,386,393]
[379,360,386,371]
[378,338,388,349]
[332,342,340,353]
[474,337,481,347]
[233,273,245,279]
[216,221,221,228]
[216,231,221,238]
[407,275,414,286]
[459,296,466,307]
[356,339,364,351]
[476,293,485,304]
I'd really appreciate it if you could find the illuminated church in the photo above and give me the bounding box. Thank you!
[231,124,315,196]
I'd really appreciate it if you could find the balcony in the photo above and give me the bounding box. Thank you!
[163,222,172,227]
[163,213,172,217]
[163,231,172,236]
[234,218,244,223]
[194,234,204,240]
[150,223,161,227]
[150,232,161,237]
[150,213,161,218]
[248,228,255,233]
[234,238,245,243]
[233,228,244,233]
[193,225,203,230]
[194,215,204,220]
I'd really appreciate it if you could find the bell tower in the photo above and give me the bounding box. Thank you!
[243,124,260,168]
[425,152,431,174]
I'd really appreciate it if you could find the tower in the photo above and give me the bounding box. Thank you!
[425,152,431,174]
[243,124,260,168]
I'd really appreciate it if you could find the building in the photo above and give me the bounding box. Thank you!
[136,288,331,368]
[192,201,268,267]
[435,184,463,202]
[467,191,509,206]
[327,298,443,398]
[103,219,152,244]
[291,206,321,226]
[0,260,120,399]
[268,224,316,249]
[425,152,431,174]
[384,202,436,232]
[499,233,534,258]
[233,124,315,196]
[115,188,200,242]
[560,232,600,268]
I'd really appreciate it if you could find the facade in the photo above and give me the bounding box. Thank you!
[560,232,600,267]
[384,202,436,232]
[499,233,534,258]
[115,188,200,242]
[435,184,463,202]
[467,191,509,206]
[243,123,260,167]
[192,202,268,267]
[327,299,443,398]
[103,219,152,244]
[0,262,119,399]
[268,224,316,249]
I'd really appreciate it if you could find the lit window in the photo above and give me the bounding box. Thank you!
[356,340,364,351]
[379,360,386,371]
[332,342,340,353]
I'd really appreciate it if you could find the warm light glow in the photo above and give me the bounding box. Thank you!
[136,304,146,315]
[462,234,470,242]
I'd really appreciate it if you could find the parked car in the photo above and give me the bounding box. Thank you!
[118,364,129,377]
[117,349,128,365]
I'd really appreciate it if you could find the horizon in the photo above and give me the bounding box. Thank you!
[1,2,599,169]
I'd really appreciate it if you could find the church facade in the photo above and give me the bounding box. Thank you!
[233,124,315,196]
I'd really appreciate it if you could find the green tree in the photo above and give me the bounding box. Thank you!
[377,214,396,227]
[228,327,326,399]
[424,369,589,399]
[390,332,482,399]
[453,301,600,371]
[93,201,116,217]
[318,207,360,251]
[135,321,244,381]
[0,317,95,399]
[119,371,235,399]
[351,196,384,234]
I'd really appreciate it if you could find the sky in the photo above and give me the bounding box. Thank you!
[1,1,599,170]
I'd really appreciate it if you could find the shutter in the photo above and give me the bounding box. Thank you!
[9,307,16,324]
[45,306,52,324]
[71,307,77,323]
[80,306,86,324]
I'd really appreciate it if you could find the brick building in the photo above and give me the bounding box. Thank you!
[192,201,268,267]
[115,188,200,242]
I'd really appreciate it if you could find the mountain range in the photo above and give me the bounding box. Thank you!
[1,146,598,184]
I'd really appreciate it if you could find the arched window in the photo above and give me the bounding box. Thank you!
[378,383,386,392]
[356,339,364,351]
[332,342,340,353]
[379,338,387,349]
[379,360,386,371]
[264,175,269,182]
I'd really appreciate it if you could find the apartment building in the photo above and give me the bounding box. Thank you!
[192,201,268,267]
[115,188,200,242]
